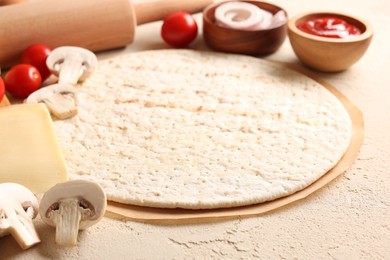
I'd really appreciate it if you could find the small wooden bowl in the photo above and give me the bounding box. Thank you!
[288,12,373,72]
[203,1,288,56]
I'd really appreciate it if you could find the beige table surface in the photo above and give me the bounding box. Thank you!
[1,0,389,259]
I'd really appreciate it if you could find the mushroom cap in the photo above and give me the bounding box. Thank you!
[39,180,106,229]
[0,183,38,218]
[46,46,98,82]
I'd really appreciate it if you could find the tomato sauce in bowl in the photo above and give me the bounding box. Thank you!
[297,17,362,38]
[288,12,373,72]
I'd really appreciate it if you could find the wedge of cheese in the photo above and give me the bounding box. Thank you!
[0,103,68,193]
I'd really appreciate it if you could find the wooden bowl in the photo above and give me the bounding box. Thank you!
[203,1,288,56]
[288,12,373,72]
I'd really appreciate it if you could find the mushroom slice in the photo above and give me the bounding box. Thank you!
[25,83,79,120]
[46,46,97,85]
[0,183,40,249]
[39,180,106,246]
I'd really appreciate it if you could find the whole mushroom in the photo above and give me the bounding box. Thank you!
[46,46,97,85]
[0,183,40,249]
[39,180,106,246]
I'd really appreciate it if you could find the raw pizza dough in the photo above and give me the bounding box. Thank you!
[53,50,352,209]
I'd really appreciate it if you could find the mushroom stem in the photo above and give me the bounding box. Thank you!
[52,198,82,246]
[0,198,40,249]
[58,59,84,85]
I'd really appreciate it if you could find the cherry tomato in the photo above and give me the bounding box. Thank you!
[0,77,5,102]
[20,44,51,81]
[4,64,42,99]
[161,12,198,48]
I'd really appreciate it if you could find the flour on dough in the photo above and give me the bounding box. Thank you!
[53,50,352,209]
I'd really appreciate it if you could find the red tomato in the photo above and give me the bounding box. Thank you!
[20,44,51,81]
[0,77,5,102]
[161,12,198,48]
[4,64,42,99]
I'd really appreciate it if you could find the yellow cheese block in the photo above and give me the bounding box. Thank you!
[0,103,68,193]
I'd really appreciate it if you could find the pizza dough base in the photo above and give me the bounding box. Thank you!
[53,50,351,209]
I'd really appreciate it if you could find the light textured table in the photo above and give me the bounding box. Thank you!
[1,0,389,259]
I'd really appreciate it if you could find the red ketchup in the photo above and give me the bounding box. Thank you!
[298,17,362,38]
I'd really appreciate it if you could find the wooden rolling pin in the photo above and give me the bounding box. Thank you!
[0,0,28,5]
[0,0,213,68]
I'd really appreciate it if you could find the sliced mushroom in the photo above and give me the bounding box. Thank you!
[0,183,40,249]
[46,46,97,85]
[25,83,79,120]
[39,180,106,246]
